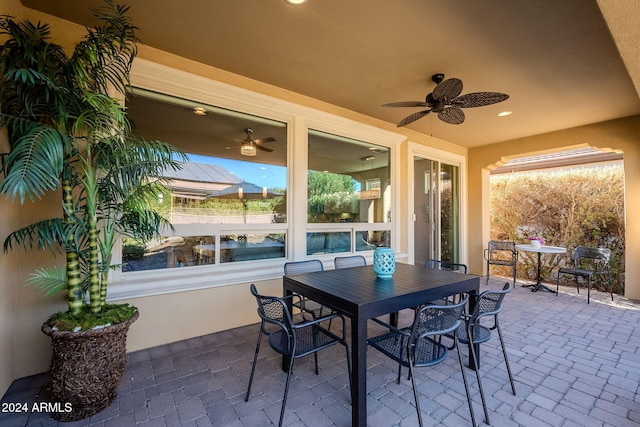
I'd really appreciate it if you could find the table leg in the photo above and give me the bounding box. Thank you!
[351,316,367,427]
[467,291,480,370]
[524,252,556,293]
[282,288,293,371]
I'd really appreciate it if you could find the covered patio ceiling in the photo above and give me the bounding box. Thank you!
[20,0,640,148]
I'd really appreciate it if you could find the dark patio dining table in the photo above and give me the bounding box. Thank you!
[283,262,480,427]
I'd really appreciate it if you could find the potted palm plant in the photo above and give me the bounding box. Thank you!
[0,1,186,421]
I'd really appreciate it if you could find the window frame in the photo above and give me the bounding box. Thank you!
[108,59,404,300]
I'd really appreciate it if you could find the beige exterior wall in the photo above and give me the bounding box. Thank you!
[468,115,640,301]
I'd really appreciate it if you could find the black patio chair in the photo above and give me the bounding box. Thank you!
[425,259,468,274]
[556,245,613,304]
[334,254,366,269]
[245,284,351,427]
[368,296,479,427]
[484,240,518,286]
[424,259,468,304]
[451,281,516,425]
[284,260,335,319]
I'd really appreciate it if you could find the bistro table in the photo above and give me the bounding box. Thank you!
[515,244,567,293]
[283,262,480,427]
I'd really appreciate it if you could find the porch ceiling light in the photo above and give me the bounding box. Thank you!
[240,141,257,157]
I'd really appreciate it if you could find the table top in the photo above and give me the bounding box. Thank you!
[283,263,480,319]
[515,244,567,254]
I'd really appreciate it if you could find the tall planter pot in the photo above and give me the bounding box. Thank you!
[40,310,139,422]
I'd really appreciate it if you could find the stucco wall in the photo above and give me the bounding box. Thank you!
[468,115,640,301]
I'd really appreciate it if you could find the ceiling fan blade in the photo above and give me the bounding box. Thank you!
[438,107,465,124]
[432,78,463,102]
[382,101,429,108]
[452,92,509,108]
[253,137,276,145]
[397,109,431,127]
[256,144,273,152]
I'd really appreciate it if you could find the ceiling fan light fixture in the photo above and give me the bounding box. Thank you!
[498,111,512,117]
[285,0,308,4]
[240,142,257,156]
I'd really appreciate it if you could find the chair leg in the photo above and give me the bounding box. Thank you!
[245,326,264,402]
[279,355,296,427]
[513,264,517,288]
[456,340,478,427]
[407,354,424,427]
[486,262,490,286]
[587,275,592,304]
[496,321,516,395]
[467,324,489,425]
[556,273,560,296]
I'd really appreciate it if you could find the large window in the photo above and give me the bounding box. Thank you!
[122,91,288,272]
[307,130,391,254]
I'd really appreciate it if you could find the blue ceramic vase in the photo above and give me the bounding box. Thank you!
[373,247,395,279]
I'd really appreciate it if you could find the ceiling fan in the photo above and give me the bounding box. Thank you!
[382,73,509,126]
[225,128,275,157]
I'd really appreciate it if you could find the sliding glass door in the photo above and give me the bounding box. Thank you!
[413,156,460,265]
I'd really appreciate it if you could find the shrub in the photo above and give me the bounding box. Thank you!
[490,165,625,293]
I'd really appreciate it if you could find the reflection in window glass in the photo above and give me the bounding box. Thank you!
[121,90,288,272]
[126,91,287,227]
[220,233,286,263]
[355,230,391,251]
[122,236,215,272]
[306,232,351,255]
[307,130,390,224]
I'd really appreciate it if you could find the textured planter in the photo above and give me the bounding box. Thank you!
[41,310,139,422]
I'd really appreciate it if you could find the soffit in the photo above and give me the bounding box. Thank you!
[19,0,640,148]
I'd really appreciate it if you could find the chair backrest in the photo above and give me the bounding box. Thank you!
[334,255,366,269]
[425,259,467,274]
[573,246,611,272]
[412,295,469,341]
[484,240,517,265]
[469,282,512,321]
[250,284,292,331]
[284,259,324,275]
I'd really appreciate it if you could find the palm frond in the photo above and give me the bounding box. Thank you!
[0,122,66,203]
[25,267,67,297]
[3,217,66,253]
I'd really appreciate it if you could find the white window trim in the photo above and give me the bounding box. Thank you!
[107,59,405,301]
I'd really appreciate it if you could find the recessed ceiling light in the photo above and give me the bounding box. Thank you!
[285,0,308,4]
[193,107,207,116]
[497,111,512,117]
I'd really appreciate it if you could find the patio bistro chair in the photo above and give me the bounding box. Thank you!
[484,240,518,287]
[425,259,468,274]
[245,284,352,427]
[334,254,367,269]
[284,260,336,320]
[556,245,613,304]
[424,259,468,304]
[368,296,478,427]
[451,281,516,425]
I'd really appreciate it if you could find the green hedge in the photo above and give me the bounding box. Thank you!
[490,165,625,294]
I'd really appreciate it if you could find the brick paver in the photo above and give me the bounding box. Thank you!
[1,277,639,426]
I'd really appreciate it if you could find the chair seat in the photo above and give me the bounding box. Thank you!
[269,325,342,358]
[558,267,596,277]
[293,300,336,318]
[488,259,515,266]
[368,330,448,368]
[455,323,492,345]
